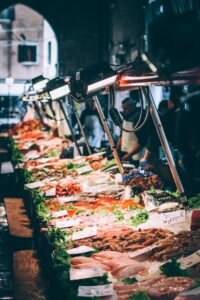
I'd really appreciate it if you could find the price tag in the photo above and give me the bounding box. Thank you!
[67,245,95,255]
[51,210,68,218]
[72,227,97,240]
[128,244,157,259]
[58,195,79,203]
[38,158,51,163]
[55,219,79,228]
[1,161,14,174]
[78,284,113,297]
[178,250,200,269]
[97,184,120,193]
[161,209,185,226]
[70,268,104,280]
[45,188,56,197]
[76,165,92,175]
[177,287,200,297]
[25,181,44,189]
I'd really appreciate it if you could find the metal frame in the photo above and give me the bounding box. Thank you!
[141,87,187,203]
[69,97,92,155]
[58,100,82,156]
[93,95,124,175]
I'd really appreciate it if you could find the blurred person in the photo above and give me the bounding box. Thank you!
[116,97,146,165]
[187,92,200,192]
[158,100,168,115]
[80,99,104,154]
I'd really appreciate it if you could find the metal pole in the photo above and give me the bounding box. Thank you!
[58,100,82,156]
[141,87,187,203]
[93,96,124,175]
[70,98,92,155]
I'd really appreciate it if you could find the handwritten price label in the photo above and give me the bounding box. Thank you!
[45,188,56,197]
[72,227,97,240]
[70,268,104,280]
[76,165,92,175]
[25,181,44,189]
[178,250,200,270]
[58,195,79,203]
[55,219,79,228]
[161,209,185,226]
[51,210,68,218]
[67,246,95,255]
[78,284,114,297]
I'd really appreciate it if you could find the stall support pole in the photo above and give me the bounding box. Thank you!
[142,87,187,203]
[33,102,44,124]
[70,98,92,155]
[58,100,82,156]
[93,96,124,175]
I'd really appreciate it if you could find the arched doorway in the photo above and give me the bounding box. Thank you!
[0,3,58,125]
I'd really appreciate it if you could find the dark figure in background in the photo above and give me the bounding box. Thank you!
[158,100,168,115]
[80,99,104,154]
[163,86,195,194]
[116,97,146,166]
[187,93,200,192]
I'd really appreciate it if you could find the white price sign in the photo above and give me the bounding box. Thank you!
[70,268,104,280]
[25,181,44,189]
[55,219,79,228]
[58,195,79,203]
[128,244,157,259]
[178,250,200,270]
[67,246,95,255]
[45,188,56,197]
[78,284,114,297]
[72,227,97,241]
[76,165,92,175]
[161,209,185,226]
[51,210,68,218]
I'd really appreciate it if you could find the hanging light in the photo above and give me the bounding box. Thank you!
[32,75,49,93]
[71,61,118,102]
[46,77,71,101]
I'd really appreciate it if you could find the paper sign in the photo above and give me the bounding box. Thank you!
[70,268,104,280]
[161,209,185,226]
[128,244,157,259]
[51,210,68,218]
[25,178,56,189]
[25,181,44,189]
[1,161,14,174]
[72,227,97,241]
[177,287,200,297]
[78,284,113,297]
[45,188,56,197]
[58,195,79,203]
[178,250,200,270]
[55,219,79,228]
[67,246,95,255]
[76,165,92,175]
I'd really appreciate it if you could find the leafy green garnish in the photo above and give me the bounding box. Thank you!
[48,149,58,157]
[127,209,149,227]
[160,258,190,277]
[66,162,86,170]
[113,208,125,222]
[128,291,150,300]
[23,168,35,183]
[120,277,138,284]
[48,227,69,249]
[102,159,115,169]
[9,137,23,164]
[188,193,200,208]
[36,202,51,223]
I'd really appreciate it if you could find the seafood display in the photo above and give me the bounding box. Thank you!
[7,120,200,300]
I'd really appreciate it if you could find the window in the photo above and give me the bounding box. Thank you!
[48,41,52,65]
[18,43,38,65]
